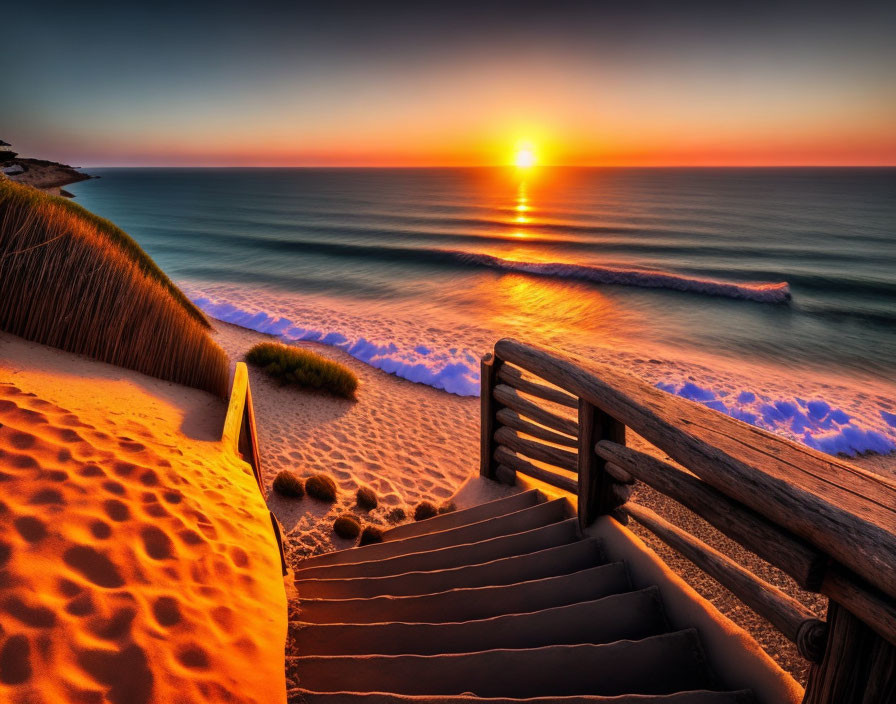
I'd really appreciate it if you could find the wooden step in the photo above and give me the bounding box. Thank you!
[383,489,541,542]
[290,586,667,655]
[294,518,580,580]
[298,499,568,568]
[296,562,630,625]
[296,538,604,599]
[287,630,712,697]
[289,690,755,704]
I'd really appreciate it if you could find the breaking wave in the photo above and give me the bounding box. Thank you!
[457,252,791,303]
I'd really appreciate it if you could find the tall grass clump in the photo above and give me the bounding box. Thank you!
[246,342,358,398]
[0,180,229,397]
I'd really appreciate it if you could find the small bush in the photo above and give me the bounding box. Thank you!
[414,501,438,521]
[246,342,358,399]
[305,474,338,503]
[272,471,304,498]
[333,514,361,539]
[437,501,457,515]
[360,526,384,546]
[385,507,406,523]
[356,486,378,510]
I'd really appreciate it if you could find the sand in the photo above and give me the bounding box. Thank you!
[0,333,286,704]
[210,319,894,685]
[212,322,483,565]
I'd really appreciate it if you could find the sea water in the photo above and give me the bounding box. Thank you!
[68,167,896,455]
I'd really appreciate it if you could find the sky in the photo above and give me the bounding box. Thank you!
[3,0,895,166]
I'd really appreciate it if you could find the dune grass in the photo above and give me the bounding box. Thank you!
[272,471,304,498]
[359,526,384,546]
[305,474,338,503]
[333,514,361,539]
[0,179,229,396]
[245,342,358,399]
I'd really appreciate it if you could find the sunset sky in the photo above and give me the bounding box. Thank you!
[5,1,895,167]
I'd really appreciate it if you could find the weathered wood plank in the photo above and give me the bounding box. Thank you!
[803,602,896,704]
[578,399,627,527]
[495,337,896,600]
[494,425,578,472]
[480,353,501,478]
[625,501,827,662]
[496,408,577,448]
[493,384,578,438]
[494,445,578,494]
[497,363,578,408]
[597,440,828,591]
[243,378,265,498]
[222,362,249,455]
[605,461,635,485]
[821,566,896,647]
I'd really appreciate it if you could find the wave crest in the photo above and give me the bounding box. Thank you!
[458,252,791,303]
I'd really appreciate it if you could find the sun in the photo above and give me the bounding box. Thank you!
[514,143,536,169]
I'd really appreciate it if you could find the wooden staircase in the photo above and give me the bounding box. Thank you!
[286,489,755,703]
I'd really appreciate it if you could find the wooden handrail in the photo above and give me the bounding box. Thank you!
[498,363,578,408]
[223,362,287,576]
[596,439,828,591]
[494,446,577,494]
[496,408,577,447]
[495,425,578,472]
[223,362,265,498]
[625,501,828,663]
[493,338,896,603]
[493,384,578,437]
[481,338,896,702]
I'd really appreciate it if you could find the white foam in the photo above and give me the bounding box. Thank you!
[458,252,792,303]
[194,296,480,396]
[189,286,894,458]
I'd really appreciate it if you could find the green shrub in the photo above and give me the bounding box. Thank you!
[359,526,384,546]
[437,501,457,515]
[333,514,361,539]
[305,474,338,503]
[246,342,358,399]
[356,486,378,510]
[272,471,304,498]
[414,501,438,521]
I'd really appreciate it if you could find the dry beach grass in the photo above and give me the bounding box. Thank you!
[0,180,228,396]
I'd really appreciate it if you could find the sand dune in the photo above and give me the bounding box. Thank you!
[0,333,286,704]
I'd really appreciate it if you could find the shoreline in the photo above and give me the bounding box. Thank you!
[209,315,888,683]
[4,158,94,196]
[189,289,896,474]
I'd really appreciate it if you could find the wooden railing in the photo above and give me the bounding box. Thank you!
[481,339,896,704]
[223,362,287,576]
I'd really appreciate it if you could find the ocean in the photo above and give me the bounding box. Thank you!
[67,167,896,455]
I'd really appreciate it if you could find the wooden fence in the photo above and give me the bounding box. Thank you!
[223,362,287,576]
[481,338,896,704]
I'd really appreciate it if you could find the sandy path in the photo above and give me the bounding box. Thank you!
[0,333,286,704]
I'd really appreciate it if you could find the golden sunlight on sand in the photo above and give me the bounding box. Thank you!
[0,333,286,704]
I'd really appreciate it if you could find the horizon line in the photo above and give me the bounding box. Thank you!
[75,163,896,169]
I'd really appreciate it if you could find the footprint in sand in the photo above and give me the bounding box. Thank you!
[140,526,174,560]
[63,546,125,588]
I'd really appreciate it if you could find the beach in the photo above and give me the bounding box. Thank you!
[0,332,286,704]
[208,316,892,683]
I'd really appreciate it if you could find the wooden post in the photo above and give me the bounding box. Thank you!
[578,399,626,528]
[802,601,896,703]
[480,352,501,479]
